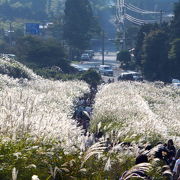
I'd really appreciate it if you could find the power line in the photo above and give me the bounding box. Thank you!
[125,3,160,14]
[115,0,162,49]
[125,14,157,23]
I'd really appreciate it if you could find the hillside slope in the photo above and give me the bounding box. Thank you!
[91,81,180,145]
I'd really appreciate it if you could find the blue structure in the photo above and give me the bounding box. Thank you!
[25,23,40,35]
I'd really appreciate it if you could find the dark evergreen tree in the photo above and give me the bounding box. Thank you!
[134,24,159,69]
[15,36,69,71]
[168,0,180,79]
[141,30,170,82]
[168,38,180,79]
[81,69,101,88]
[171,0,180,38]
[117,50,131,69]
[63,0,95,51]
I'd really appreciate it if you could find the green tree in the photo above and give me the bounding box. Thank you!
[126,25,140,48]
[168,0,180,79]
[117,50,131,69]
[15,36,70,71]
[168,38,180,79]
[134,22,170,70]
[171,0,180,39]
[81,69,101,87]
[63,0,95,51]
[134,24,158,69]
[141,30,170,82]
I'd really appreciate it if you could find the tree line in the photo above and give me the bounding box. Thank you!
[0,0,102,86]
[1,0,179,83]
[0,0,65,20]
[117,0,180,82]
[134,0,180,82]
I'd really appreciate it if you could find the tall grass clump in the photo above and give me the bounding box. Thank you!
[0,57,178,179]
[0,76,90,151]
[91,81,180,145]
[0,57,39,80]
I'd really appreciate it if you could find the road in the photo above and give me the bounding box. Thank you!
[83,52,118,67]
[71,52,123,82]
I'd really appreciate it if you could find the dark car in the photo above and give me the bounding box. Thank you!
[118,71,143,81]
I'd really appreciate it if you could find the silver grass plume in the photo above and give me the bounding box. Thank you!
[81,141,106,168]
[104,157,111,171]
[32,175,40,180]
[12,167,18,180]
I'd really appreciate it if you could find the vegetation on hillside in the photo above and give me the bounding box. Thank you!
[0,62,178,178]
[63,0,98,54]
[129,0,180,82]
[91,82,180,145]
[0,1,179,179]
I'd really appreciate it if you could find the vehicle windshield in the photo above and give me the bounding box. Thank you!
[104,67,111,70]
[133,73,140,76]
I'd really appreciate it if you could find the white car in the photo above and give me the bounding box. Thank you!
[81,53,90,61]
[173,83,180,88]
[99,65,113,76]
[84,50,94,58]
[172,79,180,88]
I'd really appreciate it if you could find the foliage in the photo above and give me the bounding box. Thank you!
[0,59,178,179]
[134,23,159,69]
[0,1,180,179]
[0,0,48,20]
[15,35,70,72]
[0,72,89,150]
[0,136,138,179]
[33,67,102,86]
[63,0,96,51]
[141,30,170,82]
[117,50,132,69]
[33,66,84,82]
[0,39,13,53]
[91,82,180,146]
[126,25,140,48]
[48,17,64,42]
[80,69,102,87]
[0,56,38,80]
[168,38,180,79]
[171,0,180,39]
[134,0,180,82]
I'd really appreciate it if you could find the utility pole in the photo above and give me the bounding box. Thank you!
[102,30,105,65]
[117,0,126,50]
[9,22,12,46]
[160,10,163,25]
[122,0,126,50]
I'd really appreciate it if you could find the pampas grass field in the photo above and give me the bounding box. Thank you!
[0,57,179,179]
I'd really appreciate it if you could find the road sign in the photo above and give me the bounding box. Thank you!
[25,23,40,35]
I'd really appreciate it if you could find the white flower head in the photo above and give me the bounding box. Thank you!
[12,167,18,180]
[104,157,111,171]
[32,175,40,180]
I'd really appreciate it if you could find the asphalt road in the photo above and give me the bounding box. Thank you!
[71,52,123,82]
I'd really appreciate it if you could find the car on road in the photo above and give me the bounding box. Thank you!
[172,83,180,88]
[172,79,180,88]
[99,65,113,76]
[118,71,143,81]
[71,64,89,72]
[84,50,94,58]
[81,53,91,61]
[1,53,16,59]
